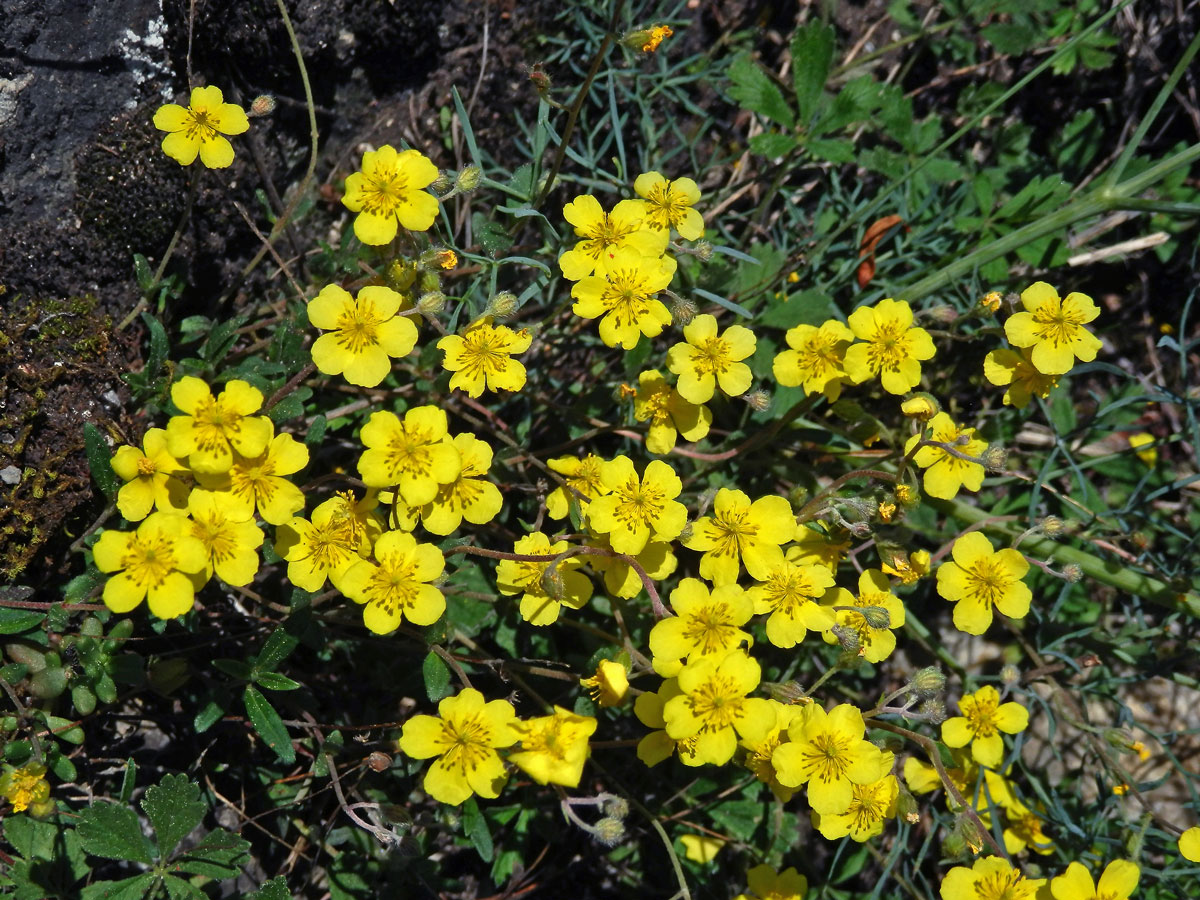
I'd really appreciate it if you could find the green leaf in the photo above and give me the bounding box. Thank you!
[421,650,453,702]
[142,773,206,858]
[174,828,250,879]
[268,393,306,425]
[163,874,209,900]
[133,254,154,292]
[708,799,762,842]
[119,758,137,803]
[43,714,84,744]
[305,414,327,446]
[63,568,105,603]
[199,316,247,366]
[254,611,308,674]
[213,658,254,681]
[81,874,158,900]
[243,685,295,763]
[462,797,494,862]
[748,132,799,157]
[473,213,514,256]
[0,608,45,635]
[248,876,294,900]
[805,138,855,163]
[757,289,835,330]
[982,22,1038,55]
[790,21,835,122]
[194,698,224,733]
[83,424,119,501]
[76,802,155,863]
[727,53,795,128]
[141,313,169,378]
[255,671,301,691]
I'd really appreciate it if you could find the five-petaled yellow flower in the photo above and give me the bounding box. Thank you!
[93,512,207,619]
[357,406,462,505]
[571,247,676,349]
[983,347,1060,409]
[940,856,1045,900]
[581,659,630,707]
[0,762,50,814]
[936,532,1032,635]
[649,577,754,676]
[1179,826,1200,862]
[773,319,855,401]
[633,171,704,239]
[276,495,362,592]
[187,489,263,587]
[398,688,518,805]
[735,864,808,900]
[509,707,597,787]
[1004,281,1101,375]
[196,430,309,526]
[587,456,688,554]
[414,433,503,535]
[633,369,712,455]
[340,530,445,634]
[771,703,885,814]
[683,487,795,585]
[812,750,898,842]
[558,195,668,280]
[437,316,533,398]
[667,314,756,404]
[342,145,440,245]
[1050,860,1139,900]
[821,569,906,663]
[905,412,987,501]
[153,86,248,168]
[111,427,190,522]
[545,454,609,521]
[843,298,936,394]
[495,532,593,626]
[663,649,776,766]
[166,376,273,475]
[942,685,1029,768]
[747,558,837,649]
[308,284,418,387]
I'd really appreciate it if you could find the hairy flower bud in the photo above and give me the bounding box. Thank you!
[787,485,809,508]
[593,817,626,846]
[368,751,392,772]
[416,291,446,317]
[919,698,947,725]
[1039,515,1065,538]
[953,814,984,855]
[694,240,714,261]
[430,171,453,194]
[981,446,1008,471]
[858,605,891,630]
[419,271,441,293]
[764,680,808,705]
[248,95,276,117]
[527,63,552,95]
[386,259,417,292]
[831,624,861,655]
[743,389,771,412]
[486,291,519,320]
[909,666,946,699]
[540,564,565,600]
[622,24,673,53]
[455,165,482,192]
[669,294,697,326]
[901,393,939,421]
[1000,664,1021,685]
[1062,563,1083,583]
[603,796,630,819]
[896,784,920,824]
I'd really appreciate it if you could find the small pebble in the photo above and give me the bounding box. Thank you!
[0,465,21,485]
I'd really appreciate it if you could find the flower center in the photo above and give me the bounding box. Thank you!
[136,457,158,477]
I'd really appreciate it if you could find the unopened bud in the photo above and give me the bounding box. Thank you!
[909,666,946,699]
[368,751,392,772]
[743,389,771,412]
[919,698,947,725]
[541,564,565,599]
[953,814,984,855]
[764,680,808,704]
[386,259,417,292]
[901,393,939,421]
[896,784,921,824]
[670,294,697,326]
[419,271,441,293]
[622,24,673,53]
[831,624,861,654]
[527,63,552,95]
[941,832,968,858]
[787,485,809,508]
[928,305,958,324]
[1104,728,1137,752]
[979,291,1002,313]
[455,165,482,192]
[1039,515,1065,538]
[858,605,891,630]
[694,240,713,261]
[430,171,453,194]
[1000,664,1021,685]
[486,291,519,319]
[603,796,629,819]
[593,817,626,846]
[981,446,1007,471]
[1062,563,1083,583]
[416,291,446,316]
[248,95,276,117]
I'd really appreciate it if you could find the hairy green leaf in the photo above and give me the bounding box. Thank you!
[76,802,155,864]
[790,21,835,122]
[243,685,295,763]
[142,773,206,858]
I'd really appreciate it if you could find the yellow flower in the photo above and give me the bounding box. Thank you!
[1004,281,1101,375]
[735,864,808,900]
[666,314,756,404]
[587,456,687,554]
[843,298,936,394]
[276,496,362,592]
[187,489,263,587]
[545,454,609,521]
[357,406,462,505]
[634,678,698,766]
[415,433,503,535]
[166,377,273,475]
[308,284,418,387]
[0,762,50,813]
[881,548,931,584]
[649,577,754,677]
[936,532,1032,635]
[791,525,850,571]
[983,347,1059,409]
[633,171,704,239]
[341,145,440,244]
[437,316,533,397]
[771,703,885,813]
[747,558,837,648]
[813,751,899,841]
[340,530,445,634]
[111,427,190,521]
[1128,432,1157,467]
[93,512,207,619]
[680,833,724,864]
[1050,861,1138,900]
[495,532,592,626]
[195,431,309,526]
[398,688,518,805]
[581,659,630,707]
[772,319,855,401]
[1179,826,1200,862]
[906,412,987,501]
[980,291,1003,313]
[683,487,795,585]
[1001,797,1054,856]
[942,686,1029,768]
[940,856,1045,900]
[633,369,712,455]
[821,569,906,663]
[640,24,674,53]
[152,86,248,168]
[570,247,676,349]
[558,195,669,281]
[741,701,806,802]
[509,707,597,787]
[663,649,776,766]
[585,533,677,599]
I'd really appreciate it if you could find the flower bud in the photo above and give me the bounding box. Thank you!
[527,63,552,95]
[419,271,441,293]
[941,832,968,858]
[979,291,1002,313]
[787,485,809,508]
[433,249,458,270]
[1062,563,1083,583]
[901,393,939,421]
[831,624,861,654]
[248,95,276,117]
[416,291,446,316]
[743,389,771,412]
[430,171,453,194]
[1039,515,1065,538]
[928,305,958,325]
[953,814,984,855]
[764,680,808,704]
[919,698,947,725]
[858,605,891,630]
[386,259,417,292]
[669,294,697,326]
[896,784,920,824]
[981,446,1007,471]
[455,165,482,192]
[368,751,392,772]
[541,564,565,600]
[622,24,673,53]
[1000,664,1021,685]
[486,291,519,320]
[1104,727,1137,752]
[593,817,626,846]
[603,796,630,819]
[908,666,945,699]
[694,240,713,261]
[894,483,917,507]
